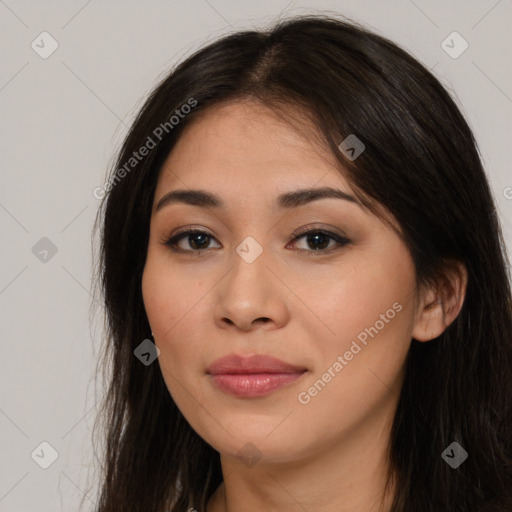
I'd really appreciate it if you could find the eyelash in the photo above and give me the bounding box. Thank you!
[161,227,351,255]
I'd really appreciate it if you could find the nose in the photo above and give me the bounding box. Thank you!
[212,248,290,332]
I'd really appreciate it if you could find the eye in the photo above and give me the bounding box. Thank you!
[163,229,221,253]
[288,229,350,253]
[161,227,350,254]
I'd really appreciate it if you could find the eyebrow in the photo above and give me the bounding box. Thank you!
[155,186,359,212]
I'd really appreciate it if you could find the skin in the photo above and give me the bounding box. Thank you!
[141,100,467,512]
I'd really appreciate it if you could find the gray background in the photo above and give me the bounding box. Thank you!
[1,1,510,511]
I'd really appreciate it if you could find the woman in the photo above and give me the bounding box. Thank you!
[92,14,512,512]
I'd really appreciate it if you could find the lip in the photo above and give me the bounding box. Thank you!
[207,354,308,398]
[207,354,307,375]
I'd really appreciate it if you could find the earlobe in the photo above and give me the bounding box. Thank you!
[412,261,468,343]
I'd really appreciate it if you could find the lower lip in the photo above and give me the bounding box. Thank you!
[209,372,306,398]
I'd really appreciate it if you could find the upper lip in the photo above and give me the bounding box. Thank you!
[207,354,307,375]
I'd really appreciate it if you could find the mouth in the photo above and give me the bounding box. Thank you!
[207,353,308,398]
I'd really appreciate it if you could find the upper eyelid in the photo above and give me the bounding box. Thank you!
[291,223,346,238]
[168,227,344,241]
[169,222,347,238]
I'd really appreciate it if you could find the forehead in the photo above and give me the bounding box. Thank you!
[155,100,354,195]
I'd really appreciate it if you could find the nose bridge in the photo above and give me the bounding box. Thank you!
[226,238,271,305]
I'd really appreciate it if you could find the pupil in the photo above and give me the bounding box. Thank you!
[190,234,209,249]
[308,233,329,250]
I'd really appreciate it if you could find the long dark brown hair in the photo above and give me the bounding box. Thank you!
[90,14,512,512]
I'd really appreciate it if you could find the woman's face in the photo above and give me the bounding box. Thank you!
[142,100,423,466]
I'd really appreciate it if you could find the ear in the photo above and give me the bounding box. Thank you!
[412,261,468,342]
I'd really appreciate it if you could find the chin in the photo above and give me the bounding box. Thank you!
[204,425,305,465]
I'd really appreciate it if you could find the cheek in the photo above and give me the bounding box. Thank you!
[298,249,415,352]
[294,248,416,407]
[142,254,206,339]
[289,297,412,459]
[141,257,204,385]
